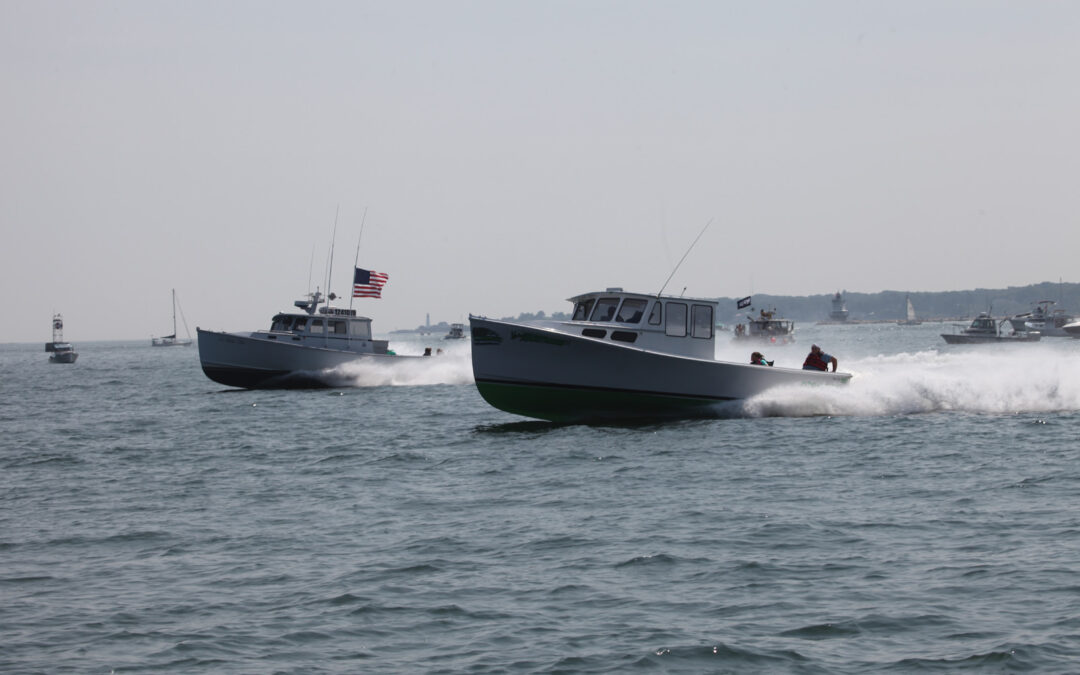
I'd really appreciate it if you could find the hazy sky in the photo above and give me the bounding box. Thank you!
[3,1,1079,342]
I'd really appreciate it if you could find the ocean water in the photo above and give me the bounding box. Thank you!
[4,323,1080,673]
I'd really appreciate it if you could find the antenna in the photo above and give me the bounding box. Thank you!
[323,205,340,308]
[349,207,368,312]
[306,244,316,296]
[657,219,712,297]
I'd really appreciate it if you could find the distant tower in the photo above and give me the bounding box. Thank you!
[830,291,850,321]
[46,313,64,351]
[426,313,430,328]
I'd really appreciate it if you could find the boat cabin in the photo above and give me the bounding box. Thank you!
[966,313,998,334]
[261,306,389,353]
[564,289,718,359]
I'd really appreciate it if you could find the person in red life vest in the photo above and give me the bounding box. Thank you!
[802,344,838,372]
[750,351,773,366]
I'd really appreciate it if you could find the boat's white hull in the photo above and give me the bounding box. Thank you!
[470,317,849,422]
[197,328,410,388]
[152,336,192,347]
[1009,318,1075,337]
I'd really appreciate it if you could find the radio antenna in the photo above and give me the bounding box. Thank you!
[656,219,712,297]
[349,207,368,312]
[323,205,340,308]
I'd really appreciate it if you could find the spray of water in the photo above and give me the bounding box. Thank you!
[738,344,1080,418]
[321,340,475,387]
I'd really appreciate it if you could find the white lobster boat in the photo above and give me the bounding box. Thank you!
[469,288,850,423]
[197,291,419,388]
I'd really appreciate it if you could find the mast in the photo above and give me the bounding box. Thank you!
[171,288,178,337]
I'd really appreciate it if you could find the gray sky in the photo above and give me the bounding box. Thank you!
[3,1,1079,343]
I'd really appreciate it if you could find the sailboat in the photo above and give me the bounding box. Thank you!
[897,295,921,325]
[152,289,193,346]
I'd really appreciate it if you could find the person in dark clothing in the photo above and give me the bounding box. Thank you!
[750,351,773,366]
[802,344,838,372]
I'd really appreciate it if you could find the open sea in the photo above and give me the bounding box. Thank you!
[4,322,1080,673]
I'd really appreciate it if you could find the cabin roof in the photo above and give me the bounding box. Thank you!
[273,311,372,321]
[567,289,719,305]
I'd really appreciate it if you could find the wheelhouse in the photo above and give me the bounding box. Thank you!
[566,289,718,359]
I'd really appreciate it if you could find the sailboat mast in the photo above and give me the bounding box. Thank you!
[172,288,178,335]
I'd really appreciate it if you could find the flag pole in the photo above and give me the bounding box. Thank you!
[349,207,368,312]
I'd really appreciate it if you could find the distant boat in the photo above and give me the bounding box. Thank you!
[897,295,921,325]
[1008,300,1075,337]
[941,313,1040,344]
[734,308,795,344]
[46,313,78,363]
[152,289,193,347]
[444,322,466,340]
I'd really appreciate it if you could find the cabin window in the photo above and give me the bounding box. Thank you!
[309,319,325,334]
[572,299,595,321]
[665,302,687,337]
[582,328,606,339]
[293,318,308,332]
[691,304,713,339]
[611,331,638,343]
[329,320,347,335]
[616,299,647,324]
[349,320,371,339]
[648,301,661,325]
[271,316,290,331]
[589,298,619,322]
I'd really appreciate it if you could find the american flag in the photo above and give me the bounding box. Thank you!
[353,268,389,298]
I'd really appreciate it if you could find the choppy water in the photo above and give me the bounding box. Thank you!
[4,323,1080,673]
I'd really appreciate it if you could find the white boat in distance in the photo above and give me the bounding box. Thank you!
[470,288,850,423]
[941,313,1040,344]
[152,288,192,347]
[1008,300,1075,337]
[734,308,796,344]
[197,291,421,388]
[444,323,466,340]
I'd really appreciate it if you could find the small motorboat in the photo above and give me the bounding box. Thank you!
[942,313,1040,344]
[1008,300,1076,337]
[444,323,466,340]
[733,308,796,344]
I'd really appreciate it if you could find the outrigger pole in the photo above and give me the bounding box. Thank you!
[656,218,712,297]
[349,207,368,313]
[324,205,340,310]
